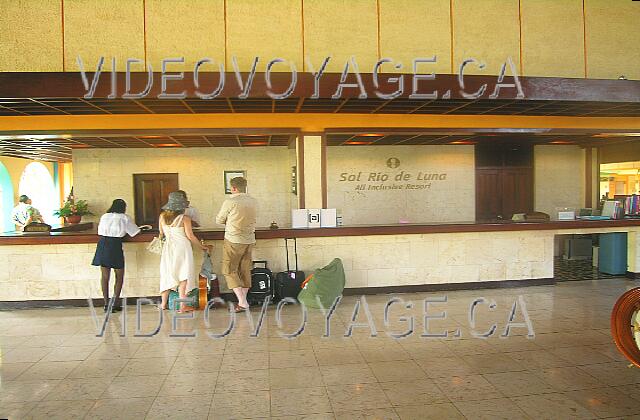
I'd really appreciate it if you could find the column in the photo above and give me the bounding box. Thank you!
[628,229,640,277]
[297,134,327,209]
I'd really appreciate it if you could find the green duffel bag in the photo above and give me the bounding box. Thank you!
[297,258,345,309]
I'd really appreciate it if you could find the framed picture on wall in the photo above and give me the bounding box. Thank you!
[224,170,247,194]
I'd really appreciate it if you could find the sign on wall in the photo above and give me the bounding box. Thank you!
[338,157,448,192]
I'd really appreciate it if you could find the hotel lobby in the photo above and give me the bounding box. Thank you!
[2,0,640,418]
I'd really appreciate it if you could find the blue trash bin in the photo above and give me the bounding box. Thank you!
[599,233,627,275]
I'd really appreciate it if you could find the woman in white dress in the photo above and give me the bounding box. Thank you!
[159,192,208,312]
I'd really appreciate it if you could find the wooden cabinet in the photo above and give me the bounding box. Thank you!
[133,173,179,227]
[475,143,533,221]
[476,168,533,221]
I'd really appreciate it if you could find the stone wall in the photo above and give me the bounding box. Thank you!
[3,225,637,302]
[72,147,293,229]
[534,145,586,218]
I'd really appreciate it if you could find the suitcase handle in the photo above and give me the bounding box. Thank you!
[253,260,268,268]
[284,238,299,272]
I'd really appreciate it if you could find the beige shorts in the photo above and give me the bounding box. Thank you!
[221,239,254,289]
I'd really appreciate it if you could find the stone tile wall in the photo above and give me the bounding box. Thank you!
[2,226,636,302]
[72,147,294,228]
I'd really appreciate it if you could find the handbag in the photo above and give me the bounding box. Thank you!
[146,236,164,254]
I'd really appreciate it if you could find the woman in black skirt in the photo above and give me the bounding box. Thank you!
[92,199,142,312]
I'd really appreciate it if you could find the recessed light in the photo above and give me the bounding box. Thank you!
[357,133,384,137]
[345,141,374,145]
[155,143,181,147]
[244,141,268,146]
[593,133,640,137]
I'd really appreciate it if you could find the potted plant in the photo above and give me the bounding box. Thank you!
[54,191,93,224]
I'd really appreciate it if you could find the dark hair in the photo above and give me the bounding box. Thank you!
[176,190,188,199]
[19,195,29,203]
[107,199,126,214]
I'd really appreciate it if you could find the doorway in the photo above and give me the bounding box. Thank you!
[475,142,533,221]
[133,173,179,227]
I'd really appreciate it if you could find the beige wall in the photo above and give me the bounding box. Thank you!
[327,145,475,225]
[534,145,586,217]
[72,147,292,227]
[2,0,639,79]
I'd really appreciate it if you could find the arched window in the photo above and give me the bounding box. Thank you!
[19,162,57,225]
[0,163,14,232]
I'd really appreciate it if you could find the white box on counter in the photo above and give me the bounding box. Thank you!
[292,209,308,228]
[307,209,321,228]
[320,208,337,227]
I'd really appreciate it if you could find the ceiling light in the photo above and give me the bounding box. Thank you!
[450,140,477,145]
[593,133,640,138]
[549,140,574,144]
[345,141,374,145]
[356,133,384,137]
[155,143,181,147]
[244,141,268,146]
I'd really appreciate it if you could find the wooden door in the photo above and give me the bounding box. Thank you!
[476,168,533,221]
[476,169,502,221]
[501,168,533,219]
[133,173,179,227]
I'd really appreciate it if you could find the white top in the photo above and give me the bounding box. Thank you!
[159,214,196,293]
[11,203,43,228]
[97,213,141,238]
[184,206,201,225]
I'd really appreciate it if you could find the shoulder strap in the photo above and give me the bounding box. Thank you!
[170,214,184,227]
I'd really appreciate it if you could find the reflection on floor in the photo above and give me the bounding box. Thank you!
[554,257,618,282]
[2,279,640,419]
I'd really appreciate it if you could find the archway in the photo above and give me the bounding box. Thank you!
[0,163,15,232]
[18,162,58,226]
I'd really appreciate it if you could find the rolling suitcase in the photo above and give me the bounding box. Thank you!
[274,238,305,302]
[248,260,273,305]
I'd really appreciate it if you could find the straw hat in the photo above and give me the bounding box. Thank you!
[161,191,188,211]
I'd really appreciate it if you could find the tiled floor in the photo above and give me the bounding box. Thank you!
[2,278,640,419]
[554,257,617,282]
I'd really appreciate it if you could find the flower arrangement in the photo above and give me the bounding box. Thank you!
[54,189,93,219]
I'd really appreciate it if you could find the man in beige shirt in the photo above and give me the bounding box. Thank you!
[215,177,258,312]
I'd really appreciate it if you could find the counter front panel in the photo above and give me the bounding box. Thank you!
[0,220,639,302]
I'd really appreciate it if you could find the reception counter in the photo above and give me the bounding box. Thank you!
[0,219,639,303]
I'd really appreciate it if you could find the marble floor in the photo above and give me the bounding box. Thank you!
[2,278,640,419]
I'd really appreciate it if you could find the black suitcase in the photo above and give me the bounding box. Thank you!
[248,261,273,305]
[274,238,306,302]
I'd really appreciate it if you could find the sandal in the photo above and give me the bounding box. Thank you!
[177,306,195,314]
[234,304,248,313]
